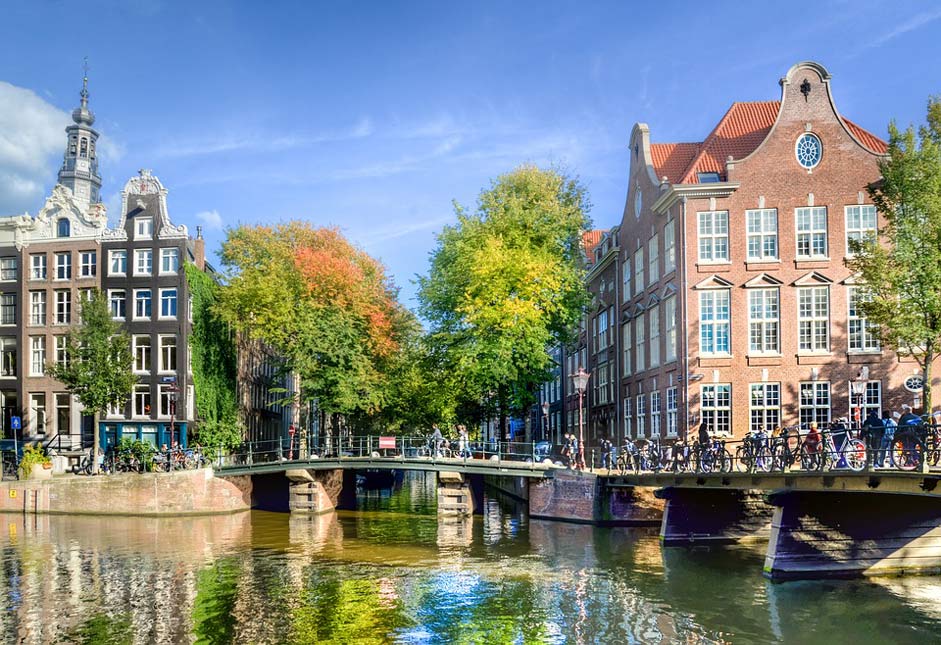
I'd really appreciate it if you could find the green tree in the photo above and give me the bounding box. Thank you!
[46,289,135,474]
[849,97,941,413]
[418,164,591,436]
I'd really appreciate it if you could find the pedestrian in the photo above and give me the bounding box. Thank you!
[457,424,469,458]
[862,410,884,467]
[880,411,897,467]
[561,432,572,468]
[570,433,581,469]
[600,436,613,471]
[430,423,444,456]
[899,404,921,428]
[698,422,711,448]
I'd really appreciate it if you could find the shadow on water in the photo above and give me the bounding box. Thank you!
[1,472,941,643]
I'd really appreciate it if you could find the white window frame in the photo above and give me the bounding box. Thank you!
[622,323,632,376]
[746,208,778,261]
[634,250,644,296]
[648,234,659,284]
[635,316,646,373]
[796,207,828,259]
[849,380,882,422]
[666,387,678,437]
[109,250,127,276]
[699,289,730,355]
[54,290,70,325]
[664,219,676,274]
[158,384,175,418]
[664,295,677,363]
[109,290,126,321]
[624,398,633,438]
[848,287,880,352]
[748,288,779,354]
[845,205,877,257]
[160,247,180,275]
[79,251,96,278]
[701,384,731,436]
[749,383,780,434]
[649,305,660,368]
[135,217,153,240]
[134,249,153,277]
[697,211,729,263]
[159,334,177,373]
[134,289,152,320]
[650,391,661,437]
[54,335,68,367]
[636,394,647,438]
[30,254,46,280]
[55,252,71,280]
[798,286,829,353]
[0,294,14,326]
[29,336,45,376]
[0,257,17,282]
[799,381,831,427]
[29,291,45,326]
[159,288,178,320]
[133,384,151,418]
[622,259,631,303]
[133,335,151,374]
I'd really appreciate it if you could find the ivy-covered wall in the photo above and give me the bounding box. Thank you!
[185,263,241,450]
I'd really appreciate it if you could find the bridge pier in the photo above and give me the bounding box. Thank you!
[764,491,941,581]
[437,471,475,516]
[529,471,662,525]
[657,487,774,545]
[285,469,345,514]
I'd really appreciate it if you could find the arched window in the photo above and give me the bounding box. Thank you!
[69,136,77,155]
[80,138,88,159]
[57,219,70,238]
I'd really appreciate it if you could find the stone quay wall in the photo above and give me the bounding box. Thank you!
[0,468,252,516]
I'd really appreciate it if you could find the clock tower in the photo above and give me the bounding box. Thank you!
[57,66,103,208]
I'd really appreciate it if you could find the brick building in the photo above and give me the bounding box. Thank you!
[560,60,927,446]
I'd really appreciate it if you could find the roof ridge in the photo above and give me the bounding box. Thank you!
[678,103,744,183]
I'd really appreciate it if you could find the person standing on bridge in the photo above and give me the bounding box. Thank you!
[862,410,884,466]
[430,424,445,457]
[457,425,469,458]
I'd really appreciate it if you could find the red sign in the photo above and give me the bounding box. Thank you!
[378,436,396,450]
[288,425,296,436]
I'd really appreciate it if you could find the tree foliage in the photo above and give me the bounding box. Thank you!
[186,263,242,451]
[418,164,591,423]
[216,222,409,418]
[849,97,941,411]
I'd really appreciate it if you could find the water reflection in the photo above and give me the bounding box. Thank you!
[0,475,940,643]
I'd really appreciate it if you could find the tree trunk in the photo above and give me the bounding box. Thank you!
[91,411,100,475]
[923,349,934,418]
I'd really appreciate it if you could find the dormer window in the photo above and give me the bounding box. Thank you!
[57,219,70,238]
[135,217,153,240]
[79,138,88,159]
[697,172,721,183]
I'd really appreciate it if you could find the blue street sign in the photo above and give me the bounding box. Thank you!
[10,416,21,430]
[161,376,177,383]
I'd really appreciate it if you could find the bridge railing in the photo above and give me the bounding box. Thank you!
[216,435,550,470]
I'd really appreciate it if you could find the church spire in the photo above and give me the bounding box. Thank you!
[59,60,102,205]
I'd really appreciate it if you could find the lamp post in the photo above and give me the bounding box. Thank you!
[851,367,870,430]
[541,401,549,442]
[572,367,590,470]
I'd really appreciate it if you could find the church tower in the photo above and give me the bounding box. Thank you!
[57,65,102,207]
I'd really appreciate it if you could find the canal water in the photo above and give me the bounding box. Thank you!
[1,472,940,644]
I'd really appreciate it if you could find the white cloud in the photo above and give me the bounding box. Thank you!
[0,81,69,214]
[195,209,223,230]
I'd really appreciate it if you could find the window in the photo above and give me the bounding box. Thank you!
[697,172,721,183]
[108,290,126,320]
[799,382,831,427]
[701,384,731,436]
[851,381,882,422]
[160,289,178,319]
[133,335,151,373]
[0,337,16,377]
[622,323,632,376]
[596,309,608,352]
[750,383,780,434]
[79,138,88,159]
[134,290,152,319]
[698,211,729,262]
[649,305,660,368]
[159,384,177,418]
[699,290,730,355]
[30,393,46,434]
[57,218,70,238]
[29,336,45,376]
[55,393,71,435]
[624,399,632,438]
[845,205,877,256]
[79,251,96,277]
[635,316,646,373]
[666,387,678,437]
[0,258,16,281]
[29,291,45,325]
[795,133,822,169]
[55,335,68,367]
[55,290,70,324]
[133,384,151,417]
[634,251,644,296]
[55,252,71,280]
[136,217,153,240]
[110,250,127,275]
[748,289,779,353]
[664,219,676,274]
[796,207,828,258]
[160,248,180,274]
[848,287,880,352]
[648,234,659,284]
[798,286,829,352]
[636,394,647,437]
[664,295,677,363]
[0,295,14,326]
[30,254,46,280]
[650,391,661,437]
[134,249,153,276]
[159,335,177,372]
[746,209,778,260]
[622,260,631,302]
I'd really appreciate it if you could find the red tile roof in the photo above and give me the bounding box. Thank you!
[582,229,604,264]
[651,101,887,184]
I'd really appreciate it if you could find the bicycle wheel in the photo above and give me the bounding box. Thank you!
[893,436,922,471]
[756,445,774,473]
[734,446,750,472]
[771,443,790,472]
[800,445,820,470]
[843,439,868,472]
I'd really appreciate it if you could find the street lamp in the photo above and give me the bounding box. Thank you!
[851,366,870,429]
[541,401,549,442]
[572,367,590,470]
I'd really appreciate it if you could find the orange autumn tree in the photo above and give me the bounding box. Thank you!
[217,221,408,417]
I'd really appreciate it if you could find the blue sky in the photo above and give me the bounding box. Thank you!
[1,0,940,307]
